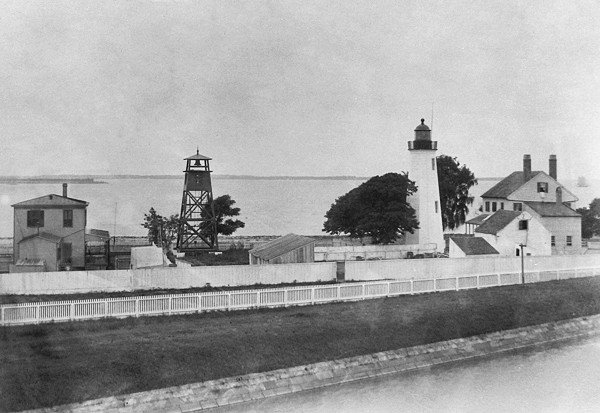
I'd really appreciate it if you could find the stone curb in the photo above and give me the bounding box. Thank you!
[24,315,600,413]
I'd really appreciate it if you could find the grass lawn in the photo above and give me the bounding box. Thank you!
[2,277,600,411]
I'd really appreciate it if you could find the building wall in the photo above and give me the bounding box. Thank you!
[479,213,552,257]
[18,238,58,271]
[13,207,86,268]
[448,239,467,258]
[510,173,577,205]
[536,216,583,255]
[405,150,444,250]
[251,243,315,265]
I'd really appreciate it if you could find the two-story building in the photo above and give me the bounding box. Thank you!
[12,184,88,271]
[477,155,582,255]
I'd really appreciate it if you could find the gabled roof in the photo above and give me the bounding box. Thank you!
[475,210,521,235]
[481,171,543,199]
[451,236,499,255]
[525,202,581,217]
[12,194,88,208]
[465,214,490,226]
[19,232,62,244]
[249,233,315,261]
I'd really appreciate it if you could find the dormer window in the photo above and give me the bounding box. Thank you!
[537,182,548,193]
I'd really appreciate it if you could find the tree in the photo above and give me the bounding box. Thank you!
[577,198,600,239]
[203,194,246,236]
[323,172,419,244]
[141,208,182,263]
[436,155,478,230]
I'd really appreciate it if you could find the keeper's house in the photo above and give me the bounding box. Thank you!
[476,154,582,255]
[11,184,88,272]
[249,233,315,265]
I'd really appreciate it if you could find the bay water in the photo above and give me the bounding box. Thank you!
[0,177,597,239]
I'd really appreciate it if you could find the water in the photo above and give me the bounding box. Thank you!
[213,337,600,413]
[0,177,597,238]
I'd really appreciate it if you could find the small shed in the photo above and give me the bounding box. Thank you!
[249,233,315,265]
[449,236,499,258]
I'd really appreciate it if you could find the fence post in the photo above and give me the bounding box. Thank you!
[311,287,315,305]
[284,289,288,307]
[497,273,501,286]
[337,285,341,301]
[456,276,459,291]
[257,291,261,308]
[410,279,414,295]
[1,306,4,325]
[135,298,139,317]
[477,274,480,289]
[557,269,561,280]
[227,292,231,311]
[70,303,75,320]
[104,301,108,317]
[35,305,40,324]
[168,297,172,315]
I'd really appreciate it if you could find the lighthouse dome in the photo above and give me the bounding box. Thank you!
[414,118,431,141]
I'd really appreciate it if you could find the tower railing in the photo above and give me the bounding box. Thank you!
[408,141,437,150]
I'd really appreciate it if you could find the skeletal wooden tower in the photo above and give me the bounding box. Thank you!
[176,150,218,251]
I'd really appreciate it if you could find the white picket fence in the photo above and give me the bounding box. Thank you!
[2,266,599,326]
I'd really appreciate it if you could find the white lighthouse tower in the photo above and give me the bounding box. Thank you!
[404,119,445,252]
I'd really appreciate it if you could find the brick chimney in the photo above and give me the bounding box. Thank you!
[556,186,563,205]
[63,183,68,197]
[523,154,531,180]
[549,154,557,180]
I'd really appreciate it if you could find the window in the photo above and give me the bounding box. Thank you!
[516,248,520,256]
[63,210,73,227]
[551,236,556,247]
[567,236,572,247]
[513,203,523,211]
[537,182,549,193]
[492,202,497,212]
[518,220,528,230]
[432,158,436,170]
[27,210,44,227]
[500,202,504,210]
[485,201,490,212]
[435,201,438,213]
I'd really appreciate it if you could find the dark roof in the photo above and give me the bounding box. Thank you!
[249,233,315,261]
[184,150,212,161]
[87,229,110,239]
[481,171,543,199]
[475,210,521,235]
[19,232,62,244]
[525,202,581,217]
[414,119,431,131]
[12,194,88,208]
[450,236,499,255]
[465,214,490,225]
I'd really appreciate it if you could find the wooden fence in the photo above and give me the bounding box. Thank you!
[2,266,599,326]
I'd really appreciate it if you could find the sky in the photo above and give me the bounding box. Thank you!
[0,0,599,180]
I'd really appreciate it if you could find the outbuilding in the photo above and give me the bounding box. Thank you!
[249,233,315,265]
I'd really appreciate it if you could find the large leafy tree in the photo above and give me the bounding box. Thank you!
[577,198,600,239]
[141,208,182,263]
[203,194,246,236]
[436,155,478,230]
[323,172,419,244]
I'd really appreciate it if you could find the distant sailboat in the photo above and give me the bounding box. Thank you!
[577,176,590,187]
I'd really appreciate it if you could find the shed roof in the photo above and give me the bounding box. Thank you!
[249,233,315,261]
[525,201,581,217]
[465,214,490,226]
[12,194,88,208]
[481,171,544,199]
[450,236,499,256]
[475,210,521,235]
[19,232,62,244]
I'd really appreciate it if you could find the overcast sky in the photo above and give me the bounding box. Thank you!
[1,0,599,180]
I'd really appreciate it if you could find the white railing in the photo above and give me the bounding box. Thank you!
[2,266,599,326]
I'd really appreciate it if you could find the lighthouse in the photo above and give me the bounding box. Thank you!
[404,119,445,252]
